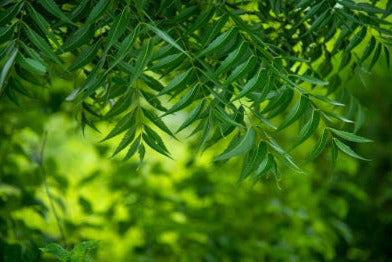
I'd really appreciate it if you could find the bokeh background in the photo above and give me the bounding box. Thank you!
[1,55,391,261]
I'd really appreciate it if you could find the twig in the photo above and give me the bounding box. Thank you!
[38,131,66,246]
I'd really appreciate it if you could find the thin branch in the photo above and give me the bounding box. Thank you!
[38,131,66,246]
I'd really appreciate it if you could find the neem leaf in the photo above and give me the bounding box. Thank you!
[109,26,139,70]
[112,125,137,157]
[233,69,267,101]
[330,128,372,143]
[24,25,62,64]
[159,68,192,95]
[295,74,329,85]
[215,41,249,75]
[142,125,171,158]
[146,23,189,57]
[0,2,23,27]
[277,95,309,131]
[127,39,154,91]
[16,54,46,75]
[86,0,110,24]
[104,6,130,53]
[308,129,330,160]
[142,108,175,138]
[198,28,237,57]
[101,111,135,142]
[254,153,274,179]
[61,25,95,52]
[123,135,141,160]
[333,138,370,161]
[67,40,101,72]
[150,53,185,71]
[224,56,257,85]
[0,47,18,92]
[162,85,198,116]
[293,110,320,148]
[214,127,256,162]
[238,141,267,183]
[176,99,206,133]
[38,0,74,25]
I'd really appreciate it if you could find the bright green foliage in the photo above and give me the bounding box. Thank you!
[1,1,392,260]
[1,0,391,179]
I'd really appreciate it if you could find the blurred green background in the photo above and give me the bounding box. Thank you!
[1,60,391,261]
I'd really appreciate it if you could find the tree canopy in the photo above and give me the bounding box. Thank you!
[1,0,392,260]
[1,0,391,178]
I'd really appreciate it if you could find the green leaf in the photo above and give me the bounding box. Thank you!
[142,125,172,158]
[214,106,245,128]
[159,68,192,95]
[127,39,154,91]
[333,138,370,161]
[0,24,15,45]
[142,108,175,138]
[0,47,17,93]
[67,40,101,72]
[141,90,168,112]
[86,0,110,24]
[112,125,137,157]
[104,91,133,119]
[123,135,141,160]
[109,26,139,70]
[0,2,23,27]
[26,3,60,47]
[330,128,372,143]
[238,141,267,183]
[310,94,345,106]
[293,110,320,148]
[369,43,382,70]
[146,23,189,58]
[215,41,249,75]
[214,127,256,162]
[38,0,74,25]
[61,25,94,52]
[233,68,266,101]
[24,25,62,64]
[176,100,206,133]
[16,54,46,76]
[345,27,367,52]
[150,53,185,71]
[340,0,383,13]
[224,56,257,85]
[295,74,329,85]
[308,129,330,160]
[188,8,215,33]
[277,95,309,131]
[254,153,274,179]
[162,85,198,116]
[361,36,376,62]
[198,28,237,57]
[40,243,69,261]
[101,111,135,142]
[104,6,130,53]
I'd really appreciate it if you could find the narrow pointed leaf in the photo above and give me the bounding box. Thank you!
[0,47,17,92]
[277,95,309,131]
[38,0,74,24]
[214,127,256,162]
[104,7,130,52]
[159,68,192,95]
[308,129,330,160]
[67,40,101,71]
[215,41,249,75]
[24,25,61,64]
[293,110,320,148]
[162,85,198,116]
[233,69,267,101]
[86,0,110,24]
[127,39,154,90]
[176,100,205,133]
[198,28,237,57]
[330,128,372,143]
[112,125,137,157]
[224,56,257,85]
[333,138,370,161]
